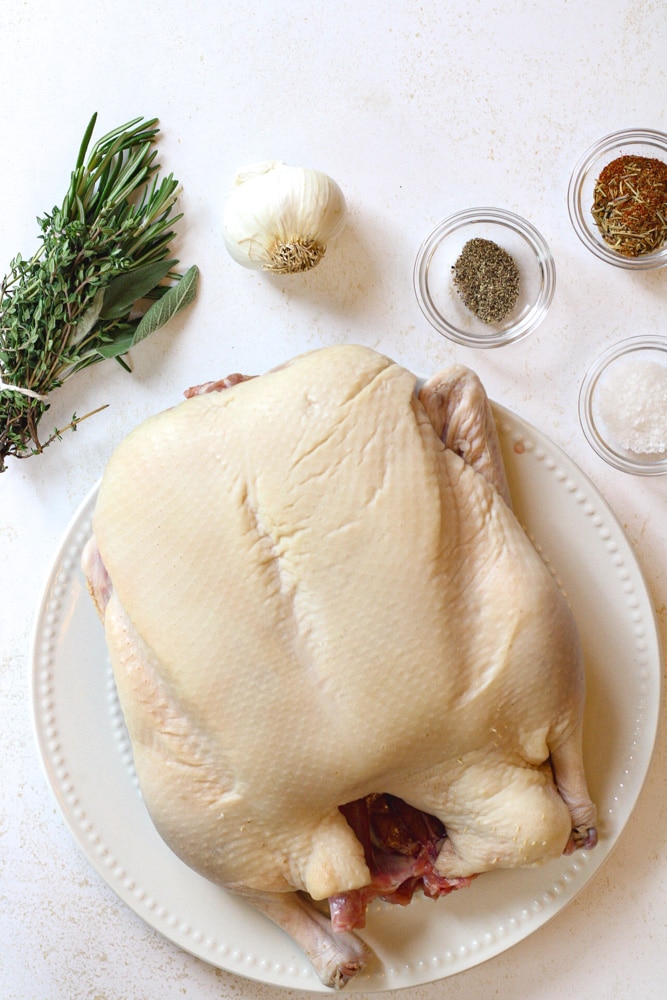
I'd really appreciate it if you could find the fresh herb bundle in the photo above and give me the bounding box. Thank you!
[0,113,199,473]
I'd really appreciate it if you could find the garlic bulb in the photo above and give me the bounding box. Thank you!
[222,161,346,274]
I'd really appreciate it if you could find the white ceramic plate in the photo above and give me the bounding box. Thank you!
[31,403,661,993]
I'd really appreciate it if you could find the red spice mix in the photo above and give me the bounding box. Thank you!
[592,154,667,256]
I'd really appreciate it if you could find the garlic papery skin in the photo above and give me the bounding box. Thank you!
[222,161,346,274]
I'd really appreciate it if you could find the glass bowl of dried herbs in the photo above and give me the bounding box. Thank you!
[413,208,556,348]
[567,128,667,269]
[579,336,667,475]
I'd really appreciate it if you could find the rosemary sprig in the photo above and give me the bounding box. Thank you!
[0,113,199,473]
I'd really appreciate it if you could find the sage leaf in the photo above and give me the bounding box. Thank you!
[100,258,177,319]
[94,329,136,359]
[71,288,105,345]
[132,264,199,345]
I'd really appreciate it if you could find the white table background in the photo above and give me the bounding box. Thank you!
[1,2,665,998]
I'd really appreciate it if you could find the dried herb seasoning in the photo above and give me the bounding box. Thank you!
[591,155,667,257]
[451,238,519,324]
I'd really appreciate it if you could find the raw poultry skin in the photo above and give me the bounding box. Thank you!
[82,344,597,988]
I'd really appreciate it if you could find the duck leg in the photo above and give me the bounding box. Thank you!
[242,890,370,989]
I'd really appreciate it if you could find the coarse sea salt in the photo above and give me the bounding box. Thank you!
[598,358,667,456]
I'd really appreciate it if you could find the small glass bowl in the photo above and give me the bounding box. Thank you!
[578,336,667,475]
[567,128,667,270]
[413,208,556,348]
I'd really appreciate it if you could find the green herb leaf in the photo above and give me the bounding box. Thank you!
[99,258,178,319]
[132,264,199,345]
[94,329,136,359]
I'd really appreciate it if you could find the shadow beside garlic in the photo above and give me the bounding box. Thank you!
[258,214,385,323]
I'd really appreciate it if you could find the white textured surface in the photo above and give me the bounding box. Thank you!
[1,2,666,999]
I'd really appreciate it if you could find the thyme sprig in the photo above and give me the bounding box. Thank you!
[0,113,199,473]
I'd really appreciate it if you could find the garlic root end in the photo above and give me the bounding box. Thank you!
[264,239,327,274]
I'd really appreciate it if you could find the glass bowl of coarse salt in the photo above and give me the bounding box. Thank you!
[413,208,556,348]
[579,336,667,475]
[567,127,667,270]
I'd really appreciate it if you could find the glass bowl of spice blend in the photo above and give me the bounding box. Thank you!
[579,336,667,475]
[414,208,556,348]
[567,128,667,269]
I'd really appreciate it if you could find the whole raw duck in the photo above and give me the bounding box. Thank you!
[82,344,597,988]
